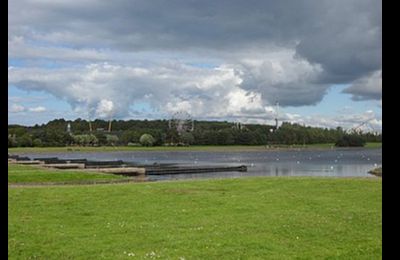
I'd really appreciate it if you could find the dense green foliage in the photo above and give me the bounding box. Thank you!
[139,133,156,146]
[335,134,367,147]
[8,177,382,259]
[8,118,382,147]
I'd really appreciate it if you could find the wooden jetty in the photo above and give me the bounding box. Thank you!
[145,165,247,175]
[41,163,86,169]
[9,154,247,176]
[33,157,88,164]
[33,157,59,163]
[8,154,20,160]
[9,160,43,165]
[15,156,32,161]
[84,160,125,168]
[85,167,146,176]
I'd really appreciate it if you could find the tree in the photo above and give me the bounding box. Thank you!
[106,134,119,146]
[8,117,382,147]
[166,128,179,144]
[335,134,366,147]
[94,132,107,146]
[72,135,85,146]
[180,132,195,145]
[215,129,234,145]
[139,134,155,146]
[8,134,17,147]
[33,138,43,147]
[18,133,33,147]
[8,127,27,137]
[87,134,99,146]
[234,130,254,145]
[120,130,140,145]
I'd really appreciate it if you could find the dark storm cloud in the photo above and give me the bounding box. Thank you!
[9,0,381,106]
[342,70,382,101]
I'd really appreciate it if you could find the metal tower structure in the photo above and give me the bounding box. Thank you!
[274,101,279,130]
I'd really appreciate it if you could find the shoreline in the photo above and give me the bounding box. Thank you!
[8,143,382,154]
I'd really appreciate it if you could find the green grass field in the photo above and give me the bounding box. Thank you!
[8,164,127,184]
[9,174,382,259]
[8,142,381,153]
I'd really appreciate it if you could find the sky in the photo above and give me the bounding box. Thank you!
[8,0,382,132]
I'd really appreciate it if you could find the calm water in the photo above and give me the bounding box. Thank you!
[17,148,382,181]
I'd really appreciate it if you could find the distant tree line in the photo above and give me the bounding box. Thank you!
[8,118,382,148]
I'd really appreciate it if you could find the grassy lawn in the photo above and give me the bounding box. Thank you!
[8,142,381,153]
[364,142,383,148]
[8,164,127,184]
[8,177,382,259]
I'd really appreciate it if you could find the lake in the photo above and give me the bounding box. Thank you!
[17,147,382,181]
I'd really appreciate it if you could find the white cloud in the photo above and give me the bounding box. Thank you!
[28,106,46,112]
[8,62,252,119]
[9,61,382,132]
[9,104,26,113]
[284,110,382,132]
[225,48,328,106]
[95,99,114,118]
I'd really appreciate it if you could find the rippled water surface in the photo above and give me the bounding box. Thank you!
[17,147,382,181]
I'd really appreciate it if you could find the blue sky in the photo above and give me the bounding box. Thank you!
[285,84,380,116]
[8,0,381,131]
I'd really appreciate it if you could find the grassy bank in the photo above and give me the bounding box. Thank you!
[9,177,381,259]
[8,142,382,153]
[8,164,127,184]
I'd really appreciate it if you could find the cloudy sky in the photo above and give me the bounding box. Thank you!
[8,0,381,132]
